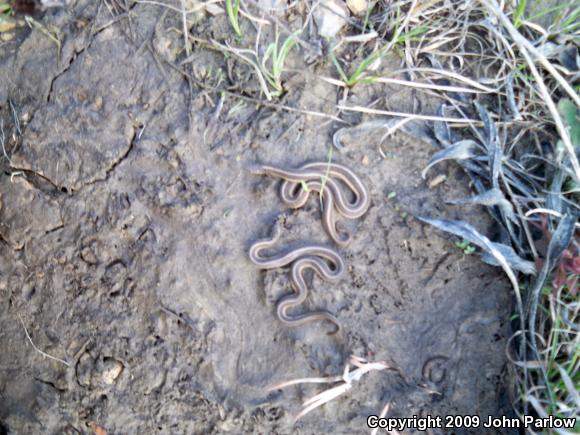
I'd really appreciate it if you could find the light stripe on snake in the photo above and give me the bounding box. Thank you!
[248,218,344,333]
[251,162,370,246]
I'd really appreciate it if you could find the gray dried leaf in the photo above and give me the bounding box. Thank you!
[546,167,565,215]
[446,188,517,223]
[475,102,493,147]
[476,103,501,188]
[422,140,480,179]
[506,72,521,120]
[433,104,452,147]
[480,241,536,275]
[416,216,520,286]
[527,213,577,355]
[557,364,580,408]
[559,46,579,72]
[544,213,577,268]
[504,170,537,198]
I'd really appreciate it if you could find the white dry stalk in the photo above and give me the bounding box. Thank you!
[337,105,482,124]
[180,0,190,57]
[238,5,270,25]
[373,77,490,94]
[398,67,497,92]
[136,0,222,14]
[268,355,394,422]
[342,31,379,43]
[320,75,492,95]
[18,313,70,367]
[525,209,580,229]
[480,0,580,181]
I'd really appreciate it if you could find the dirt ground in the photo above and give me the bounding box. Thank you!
[0,2,516,434]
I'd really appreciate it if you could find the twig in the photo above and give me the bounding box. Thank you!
[18,313,70,367]
[525,208,580,229]
[135,0,221,14]
[180,0,190,58]
[267,355,397,422]
[338,105,481,124]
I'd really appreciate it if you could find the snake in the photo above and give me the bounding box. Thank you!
[248,218,345,333]
[251,162,370,246]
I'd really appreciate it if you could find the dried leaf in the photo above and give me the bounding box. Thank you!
[527,213,577,350]
[543,214,577,269]
[416,216,520,288]
[433,104,452,147]
[559,46,579,72]
[422,140,479,179]
[506,72,521,120]
[447,188,517,223]
[480,241,536,275]
[546,167,565,215]
[476,103,501,188]
[557,364,580,409]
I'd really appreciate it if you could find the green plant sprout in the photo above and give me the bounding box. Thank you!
[261,31,298,96]
[456,239,476,255]
[330,49,382,88]
[513,0,527,28]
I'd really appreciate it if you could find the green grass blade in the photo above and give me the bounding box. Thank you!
[330,52,349,84]
[226,0,241,37]
[513,0,527,27]
[274,32,298,79]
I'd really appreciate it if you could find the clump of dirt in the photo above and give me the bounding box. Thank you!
[0,2,515,434]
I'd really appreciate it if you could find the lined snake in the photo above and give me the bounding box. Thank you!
[249,161,370,332]
[251,162,370,246]
[248,218,345,333]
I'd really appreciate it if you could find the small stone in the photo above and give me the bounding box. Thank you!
[80,246,98,265]
[94,96,103,110]
[362,155,370,166]
[101,358,124,385]
[427,174,447,189]
[205,3,223,15]
[313,0,348,38]
[0,32,14,41]
[346,0,370,15]
[0,21,16,33]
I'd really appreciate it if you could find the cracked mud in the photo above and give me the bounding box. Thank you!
[0,2,515,434]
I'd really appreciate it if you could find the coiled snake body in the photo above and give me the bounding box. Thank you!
[251,162,370,246]
[249,161,370,332]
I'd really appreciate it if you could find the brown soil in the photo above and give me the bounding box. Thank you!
[0,2,515,434]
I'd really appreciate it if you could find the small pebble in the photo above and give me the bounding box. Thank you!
[0,32,14,41]
[0,21,16,33]
[428,174,447,189]
[346,0,370,15]
[102,358,124,385]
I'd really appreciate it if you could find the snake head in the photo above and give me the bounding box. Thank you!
[247,164,267,175]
